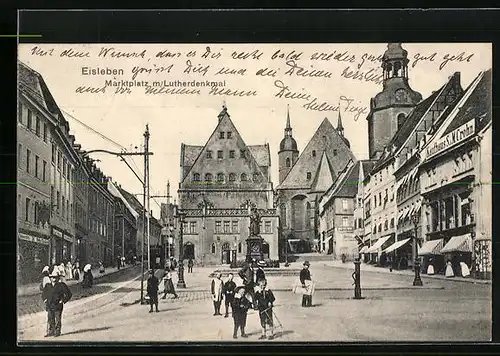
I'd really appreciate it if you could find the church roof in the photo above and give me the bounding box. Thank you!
[248,144,271,167]
[277,117,356,190]
[309,152,335,193]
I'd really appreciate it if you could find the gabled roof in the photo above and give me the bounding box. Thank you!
[278,117,356,190]
[118,186,160,224]
[372,72,463,172]
[310,152,335,192]
[247,144,271,167]
[442,69,491,136]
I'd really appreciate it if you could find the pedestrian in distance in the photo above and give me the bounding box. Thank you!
[299,261,313,307]
[117,256,121,270]
[460,261,471,278]
[72,262,80,281]
[211,272,223,316]
[66,261,73,280]
[231,286,251,339]
[254,278,276,340]
[427,258,435,275]
[161,269,179,299]
[147,269,160,313]
[187,259,194,273]
[82,264,93,288]
[223,273,237,318]
[42,270,72,337]
[58,263,66,282]
[40,266,51,292]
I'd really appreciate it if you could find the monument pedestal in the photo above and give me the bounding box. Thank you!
[246,235,264,263]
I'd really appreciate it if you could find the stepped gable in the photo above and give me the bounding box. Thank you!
[278,118,356,190]
[442,69,491,136]
[180,106,269,185]
[373,73,463,170]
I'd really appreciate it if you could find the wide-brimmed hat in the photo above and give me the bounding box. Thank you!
[303,261,310,266]
[42,266,50,273]
[49,270,60,278]
[257,260,266,267]
[83,264,92,272]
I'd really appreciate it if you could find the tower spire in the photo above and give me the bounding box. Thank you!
[337,110,344,137]
[284,105,292,137]
[166,180,171,204]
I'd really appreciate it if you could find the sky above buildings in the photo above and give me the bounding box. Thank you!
[18,43,491,217]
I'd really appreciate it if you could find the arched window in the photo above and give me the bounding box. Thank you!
[286,157,291,168]
[312,150,316,157]
[211,243,216,254]
[241,173,247,181]
[397,113,406,129]
[390,218,395,228]
[373,226,377,235]
[205,173,213,182]
[229,173,236,182]
[378,224,382,233]
[238,242,242,253]
[280,203,287,227]
[384,220,388,231]
[394,61,402,76]
[193,173,200,182]
[217,173,224,182]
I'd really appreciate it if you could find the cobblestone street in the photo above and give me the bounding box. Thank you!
[18,262,491,343]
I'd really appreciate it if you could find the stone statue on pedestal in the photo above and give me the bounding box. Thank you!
[246,208,264,263]
[249,208,261,236]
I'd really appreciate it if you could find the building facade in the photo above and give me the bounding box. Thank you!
[276,112,355,252]
[419,70,492,279]
[17,63,53,283]
[178,105,278,265]
[72,143,90,266]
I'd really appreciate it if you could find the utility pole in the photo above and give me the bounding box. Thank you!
[140,124,150,304]
[145,125,151,274]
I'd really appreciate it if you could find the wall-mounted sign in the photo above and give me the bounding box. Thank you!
[52,228,63,238]
[426,119,475,159]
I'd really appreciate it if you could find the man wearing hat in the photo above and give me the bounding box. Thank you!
[299,261,313,307]
[42,270,72,337]
[231,286,252,339]
[147,269,160,313]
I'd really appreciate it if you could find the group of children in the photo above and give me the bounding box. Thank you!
[214,273,277,340]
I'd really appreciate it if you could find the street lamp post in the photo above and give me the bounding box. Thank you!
[176,209,187,288]
[411,214,423,286]
[284,234,290,267]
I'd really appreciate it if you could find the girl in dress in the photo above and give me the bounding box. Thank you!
[445,260,454,278]
[460,261,471,278]
[427,258,435,275]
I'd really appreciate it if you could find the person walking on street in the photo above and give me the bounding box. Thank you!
[187,259,194,273]
[445,260,455,278]
[231,286,251,339]
[299,261,313,307]
[65,261,73,280]
[255,278,276,340]
[161,269,179,299]
[58,263,66,282]
[223,273,236,318]
[147,269,160,313]
[40,266,51,291]
[211,272,223,316]
[99,261,105,274]
[42,270,72,337]
[82,264,93,288]
[72,262,80,281]
[256,261,266,284]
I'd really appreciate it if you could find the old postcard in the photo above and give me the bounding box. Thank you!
[17,42,492,343]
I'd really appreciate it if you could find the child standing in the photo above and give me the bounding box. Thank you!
[231,287,251,339]
[254,278,276,340]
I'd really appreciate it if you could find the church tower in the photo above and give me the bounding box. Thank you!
[367,43,422,159]
[278,106,299,184]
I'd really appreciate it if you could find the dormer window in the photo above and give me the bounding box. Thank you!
[206,150,213,159]
[193,173,200,182]
[217,150,223,159]
[240,150,246,158]
[312,150,316,157]
[205,173,213,182]
[306,172,312,180]
[219,131,225,139]
[227,132,232,139]
[217,173,224,182]
[229,173,236,182]
[333,149,337,156]
[241,173,248,182]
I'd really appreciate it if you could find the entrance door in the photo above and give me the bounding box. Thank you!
[221,242,231,264]
[183,242,195,260]
[262,242,270,259]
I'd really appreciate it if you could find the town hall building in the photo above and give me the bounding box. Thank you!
[177,105,278,266]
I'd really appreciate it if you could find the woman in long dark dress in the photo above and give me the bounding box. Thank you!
[161,270,178,299]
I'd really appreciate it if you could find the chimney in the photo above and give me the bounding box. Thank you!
[452,72,462,94]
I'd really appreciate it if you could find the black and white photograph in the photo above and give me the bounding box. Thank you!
[16,40,492,342]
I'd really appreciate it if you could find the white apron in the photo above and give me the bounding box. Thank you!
[427,264,435,275]
[445,263,454,278]
[292,278,315,296]
[460,262,471,277]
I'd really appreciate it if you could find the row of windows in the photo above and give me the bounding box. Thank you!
[210,242,243,254]
[192,172,261,183]
[49,186,73,222]
[284,149,338,168]
[206,149,246,160]
[183,220,273,234]
[89,217,108,237]
[19,103,48,143]
[19,145,48,182]
[51,144,73,182]
[372,218,395,235]
[219,131,233,139]
[373,186,395,208]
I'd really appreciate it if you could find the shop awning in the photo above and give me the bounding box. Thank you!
[359,246,369,253]
[418,239,443,256]
[441,234,473,253]
[383,238,411,254]
[366,235,391,253]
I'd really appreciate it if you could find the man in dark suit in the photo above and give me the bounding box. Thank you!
[299,261,312,307]
[223,273,237,318]
[147,269,160,313]
[42,271,72,337]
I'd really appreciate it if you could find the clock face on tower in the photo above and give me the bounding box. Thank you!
[395,88,409,102]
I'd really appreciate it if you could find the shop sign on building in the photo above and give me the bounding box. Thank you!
[425,119,475,159]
